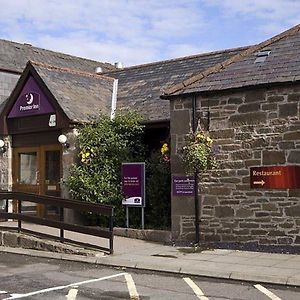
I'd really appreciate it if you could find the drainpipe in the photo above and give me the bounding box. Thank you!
[110,79,119,120]
[192,94,200,245]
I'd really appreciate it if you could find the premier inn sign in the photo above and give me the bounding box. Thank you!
[8,76,55,118]
[250,166,300,189]
[19,92,40,112]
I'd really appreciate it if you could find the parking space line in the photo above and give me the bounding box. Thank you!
[183,277,209,300]
[254,284,282,300]
[4,272,127,299]
[66,288,78,300]
[124,273,140,300]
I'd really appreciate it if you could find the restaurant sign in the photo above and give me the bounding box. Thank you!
[8,76,55,118]
[250,166,300,189]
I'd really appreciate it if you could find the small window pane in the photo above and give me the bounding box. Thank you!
[45,151,60,184]
[19,152,37,184]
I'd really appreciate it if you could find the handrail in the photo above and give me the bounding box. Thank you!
[0,191,114,254]
[0,192,113,215]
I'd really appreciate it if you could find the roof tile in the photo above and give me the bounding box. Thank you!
[164,23,300,96]
[32,62,114,123]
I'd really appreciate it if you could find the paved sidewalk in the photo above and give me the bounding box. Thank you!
[1,223,300,287]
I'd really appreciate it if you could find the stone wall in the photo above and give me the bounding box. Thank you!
[0,136,12,191]
[61,129,81,223]
[0,71,19,196]
[61,128,79,198]
[170,84,300,248]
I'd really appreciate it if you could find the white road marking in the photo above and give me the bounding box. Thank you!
[0,291,7,294]
[254,284,282,300]
[66,288,78,300]
[183,277,209,300]
[4,272,127,299]
[124,273,140,300]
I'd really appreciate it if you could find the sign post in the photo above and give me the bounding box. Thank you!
[121,162,145,229]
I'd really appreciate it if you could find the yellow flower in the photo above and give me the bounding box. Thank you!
[197,133,205,140]
[161,143,169,154]
[86,152,90,157]
[206,137,213,144]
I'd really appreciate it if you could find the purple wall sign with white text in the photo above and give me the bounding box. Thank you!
[172,175,195,196]
[122,162,145,207]
[8,76,55,118]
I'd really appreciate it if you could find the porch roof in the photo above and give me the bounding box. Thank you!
[31,62,114,123]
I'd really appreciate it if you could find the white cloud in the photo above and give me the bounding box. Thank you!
[204,0,300,33]
[0,0,299,66]
[39,33,161,66]
[165,43,214,60]
[0,0,207,65]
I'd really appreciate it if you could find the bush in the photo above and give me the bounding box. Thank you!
[145,150,171,229]
[66,112,144,226]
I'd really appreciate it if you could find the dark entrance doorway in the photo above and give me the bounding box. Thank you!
[12,144,61,217]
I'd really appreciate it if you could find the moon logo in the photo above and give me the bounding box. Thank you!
[25,93,34,105]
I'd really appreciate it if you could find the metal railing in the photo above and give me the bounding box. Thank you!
[0,191,114,254]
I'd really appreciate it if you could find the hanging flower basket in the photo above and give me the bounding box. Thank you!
[182,129,217,173]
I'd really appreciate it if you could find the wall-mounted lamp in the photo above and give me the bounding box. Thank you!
[58,134,70,149]
[0,139,6,154]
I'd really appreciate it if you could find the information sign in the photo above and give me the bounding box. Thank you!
[172,175,195,196]
[122,162,145,206]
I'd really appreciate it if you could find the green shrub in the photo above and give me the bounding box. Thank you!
[66,112,144,226]
[145,151,171,229]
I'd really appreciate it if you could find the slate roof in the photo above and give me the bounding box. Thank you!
[0,39,114,74]
[105,46,249,121]
[31,62,114,123]
[163,24,300,96]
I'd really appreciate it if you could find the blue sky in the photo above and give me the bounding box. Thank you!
[0,0,299,66]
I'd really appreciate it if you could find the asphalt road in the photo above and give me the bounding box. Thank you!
[0,253,299,300]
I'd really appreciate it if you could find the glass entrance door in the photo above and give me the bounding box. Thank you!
[13,145,62,217]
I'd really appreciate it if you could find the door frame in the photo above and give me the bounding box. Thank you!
[12,144,62,216]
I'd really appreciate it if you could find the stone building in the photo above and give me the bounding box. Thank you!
[162,24,300,249]
[0,23,299,249]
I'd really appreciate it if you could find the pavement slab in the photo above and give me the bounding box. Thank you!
[1,224,300,288]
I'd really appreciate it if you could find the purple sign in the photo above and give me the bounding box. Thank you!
[172,176,195,196]
[122,163,145,207]
[8,76,55,118]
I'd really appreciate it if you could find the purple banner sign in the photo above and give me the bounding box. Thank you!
[172,175,195,196]
[8,76,55,118]
[122,162,145,207]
